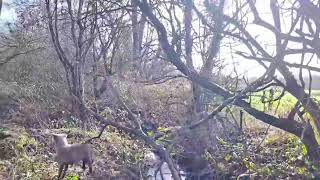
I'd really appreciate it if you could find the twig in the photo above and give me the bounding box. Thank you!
[0,47,44,66]
[85,123,109,143]
[188,95,238,129]
[255,124,271,152]
[189,73,269,129]
[135,75,187,85]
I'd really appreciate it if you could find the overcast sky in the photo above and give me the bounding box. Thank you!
[220,0,320,79]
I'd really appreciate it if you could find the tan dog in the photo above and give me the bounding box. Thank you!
[52,134,94,179]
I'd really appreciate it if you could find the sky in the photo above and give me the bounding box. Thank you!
[0,0,16,28]
[218,0,320,79]
[189,1,273,78]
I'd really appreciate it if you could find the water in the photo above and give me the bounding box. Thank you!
[145,152,185,180]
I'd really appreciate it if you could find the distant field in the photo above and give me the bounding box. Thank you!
[250,89,320,116]
[312,90,320,97]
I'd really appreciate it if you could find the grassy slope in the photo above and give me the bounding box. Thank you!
[0,125,148,180]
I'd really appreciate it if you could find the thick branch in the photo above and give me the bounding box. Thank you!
[134,0,306,138]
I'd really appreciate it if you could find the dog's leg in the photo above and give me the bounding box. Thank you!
[88,161,93,174]
[61,164,68,179]
[57,164,64,179]
[82,161,86,170]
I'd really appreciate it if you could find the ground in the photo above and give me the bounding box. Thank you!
[0,120,318,179]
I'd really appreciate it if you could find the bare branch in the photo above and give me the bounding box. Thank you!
[134,0,307,141]
[0,47,44,66]
[236,52,320,72]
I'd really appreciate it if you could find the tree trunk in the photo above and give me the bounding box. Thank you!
[278,64,320,148]
[303,136,320,162]
[92,53,99,114]
[131,0,143,76]
[300,124,320,164]
[183,0,204,119]
[68,63,87,127]
[0,0,2,16]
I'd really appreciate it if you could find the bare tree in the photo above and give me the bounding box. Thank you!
[131,0,146,76]
[44,0,132,124]
[133,0,320,160]
[45,0,98,123]
[230,0,320,158]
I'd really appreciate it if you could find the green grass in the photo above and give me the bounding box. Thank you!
[311,90,320,98]
[249,89,320,117]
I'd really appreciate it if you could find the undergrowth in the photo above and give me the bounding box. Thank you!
[205,131,320,179]
[1,107,320,180]
[0,124,149,179]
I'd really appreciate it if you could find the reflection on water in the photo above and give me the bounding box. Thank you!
[146,152,185,180]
